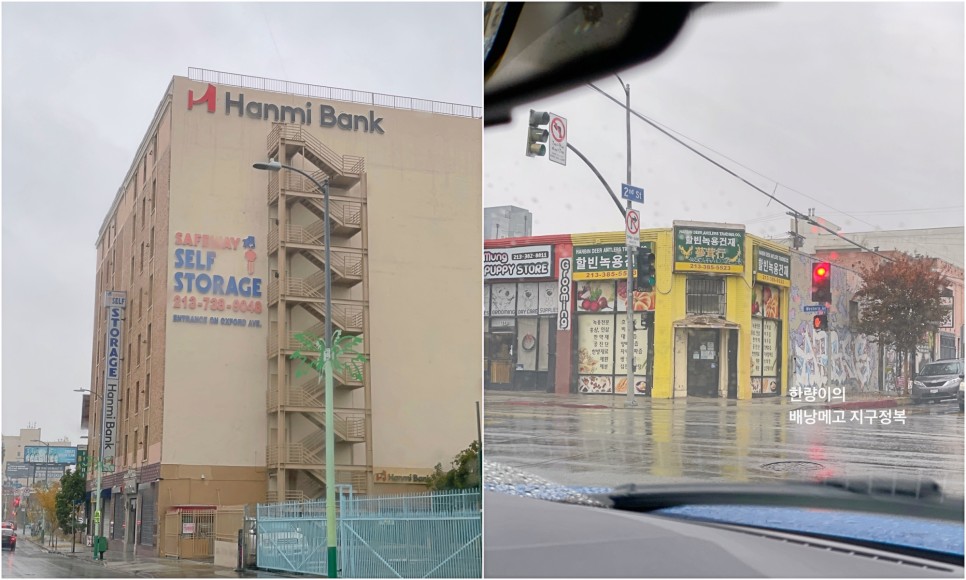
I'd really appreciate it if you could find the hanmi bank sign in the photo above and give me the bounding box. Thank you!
[188,83,385,134]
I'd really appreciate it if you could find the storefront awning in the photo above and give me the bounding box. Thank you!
[673,314,740,329]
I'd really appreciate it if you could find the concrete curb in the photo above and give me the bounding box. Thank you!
[823,397,908,410]
[786,397,910,412]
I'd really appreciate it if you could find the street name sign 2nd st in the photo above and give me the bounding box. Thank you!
[621,183,644,203]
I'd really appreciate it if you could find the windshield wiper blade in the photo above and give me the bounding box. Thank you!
[598,477,963,522]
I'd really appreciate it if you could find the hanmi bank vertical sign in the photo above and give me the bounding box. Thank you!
[100,291,126,471]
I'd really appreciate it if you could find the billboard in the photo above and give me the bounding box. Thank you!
[34,464,67,481]
[5,463,32,479]
[4,462,67,481]
[24,446,77,465]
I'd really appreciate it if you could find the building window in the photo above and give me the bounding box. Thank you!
[140,242,145,273]
[151,179,156,214]
[124,434,128,465]
[141,197,146,229]
[133,429,139,464]
[130,254,135,284]
[127,343,132,377]
[148,275,154,307]
[135,381,140,411]
[142,426,148,461]
[686,276,726,316]
[137,333,142,365]
[145,373,151,408]
[150,228,155,258]
[147,324,152,358]
[751,283,782,396]
[849,300,860,326]
[139,290,143,319]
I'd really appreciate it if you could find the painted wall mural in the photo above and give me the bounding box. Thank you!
[788,253,880,393]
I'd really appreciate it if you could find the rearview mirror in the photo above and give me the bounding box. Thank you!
[484,2,697,125]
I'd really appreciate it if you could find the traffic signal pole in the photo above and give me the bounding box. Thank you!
[620,77,637,407]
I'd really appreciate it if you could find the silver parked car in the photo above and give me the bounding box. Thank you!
[957,375,964,412]
[911,359,964,404]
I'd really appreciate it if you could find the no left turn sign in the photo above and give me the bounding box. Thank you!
[550,117,566,142]
[626,210,640,248]
[548,114,567,166]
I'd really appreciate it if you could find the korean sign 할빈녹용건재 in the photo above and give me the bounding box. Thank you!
[754,246,791,288]
[673,225,745,274]
[573,243,653,280]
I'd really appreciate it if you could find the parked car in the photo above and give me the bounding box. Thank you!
[911,359,964,404]
[958,375,964,412]
[2,522,17,552]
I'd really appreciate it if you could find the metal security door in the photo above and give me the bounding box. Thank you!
[687,329,720,397]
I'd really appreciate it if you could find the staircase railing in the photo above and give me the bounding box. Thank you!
[267,124,366,176]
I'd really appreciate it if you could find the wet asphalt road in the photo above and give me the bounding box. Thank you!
[484,392,965,498]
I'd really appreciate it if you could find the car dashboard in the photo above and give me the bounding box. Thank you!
[484,491,964,578]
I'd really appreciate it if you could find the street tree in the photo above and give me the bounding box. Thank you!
[55,468,85,535]
[426,441,480,491]
[34,481,60,542]
[854,253,950,388]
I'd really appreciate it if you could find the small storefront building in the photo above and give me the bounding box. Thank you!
[483,235,573,392]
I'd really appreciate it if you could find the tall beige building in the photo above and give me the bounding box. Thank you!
[85,69,481,555]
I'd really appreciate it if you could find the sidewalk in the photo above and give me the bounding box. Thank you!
[25,533,290,577]
[23,533,80,555]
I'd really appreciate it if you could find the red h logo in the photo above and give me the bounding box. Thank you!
[188,84,216,113]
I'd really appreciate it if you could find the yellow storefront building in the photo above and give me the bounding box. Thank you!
[568,220,791,399]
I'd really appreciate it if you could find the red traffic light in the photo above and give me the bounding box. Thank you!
[811,261,832,303]
[12,497,20,508]
[813,262,830,281]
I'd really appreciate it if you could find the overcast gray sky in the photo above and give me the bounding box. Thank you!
[485,2,964,239]
[1,2,481,444]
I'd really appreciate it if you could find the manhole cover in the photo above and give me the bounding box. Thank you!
[760,461,824,473]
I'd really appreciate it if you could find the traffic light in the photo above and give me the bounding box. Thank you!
[12,497,20,508]
[526,110,550,157]
[813,314,828,331]
[811,261,831,303]
[635,246,656,292]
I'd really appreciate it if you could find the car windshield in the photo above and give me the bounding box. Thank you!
[920,362,962,376]
[483,0,965,559]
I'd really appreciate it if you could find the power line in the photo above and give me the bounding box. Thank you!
[591,87,883,230]
[587,83,896,262]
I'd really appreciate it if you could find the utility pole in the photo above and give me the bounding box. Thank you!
[618,74,637,407]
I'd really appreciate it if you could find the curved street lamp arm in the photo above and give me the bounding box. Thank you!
[566,143,626,218]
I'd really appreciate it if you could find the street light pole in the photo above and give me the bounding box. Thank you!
[254,160,337,578]
[75,388,103,560]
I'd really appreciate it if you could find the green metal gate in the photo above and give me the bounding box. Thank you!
[256,488,481,578]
